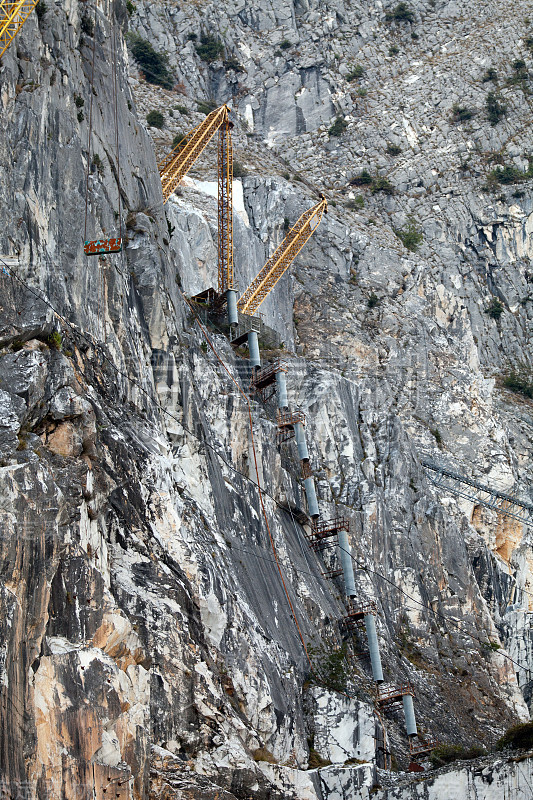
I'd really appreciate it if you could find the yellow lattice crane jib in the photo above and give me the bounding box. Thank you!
[0,0,39,58]
[158,104,230,203]
[237,196,327,316]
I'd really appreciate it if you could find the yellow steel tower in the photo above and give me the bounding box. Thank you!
[218,118,234,294]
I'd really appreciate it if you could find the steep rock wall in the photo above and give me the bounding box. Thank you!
[0,0,533,798]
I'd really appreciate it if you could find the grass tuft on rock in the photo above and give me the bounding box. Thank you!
[430,744,486,767]
[393,218,423,251]
[253,747,277,763]
[308,748,332,768]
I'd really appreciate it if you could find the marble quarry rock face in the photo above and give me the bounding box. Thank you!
[0,0,533,797]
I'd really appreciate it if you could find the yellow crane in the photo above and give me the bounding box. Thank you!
[229,196,327,368]
[159,105,326,351]
[158,103,234,295]
[0,0,39,58]
[237,196,327,316]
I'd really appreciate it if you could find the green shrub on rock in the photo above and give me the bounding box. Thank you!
[172,133,186,148]
[195,34,224,63]
[385,2,415,22]
[371,176,394,194]
[350,170,373,186]
[386,143,402,156]
[307,642,349,693]
[502,366,533,399]
[328,116,348,137]
[482,67,498,82]
[197,99,217,115]
[128,33,174,89]
[347,64,365,81]
[451,104,474,123]
[497,722,533,751]
[486,91,507,125]
[146,110,164,128]
[394,218,423,250]
[430,743,485,768]
[485,298,504,319]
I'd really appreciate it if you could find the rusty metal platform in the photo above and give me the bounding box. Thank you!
[251,359,288,391]
[409,737,439,761]
[189,287,221,306]
[277,410,305,428]
[304,516,349,551]
[321,567,344,580]
[276,409,305,444]
[313,517,349,537]
[277,426,296,445]
[341,599,378,630]
[376,683,415,710]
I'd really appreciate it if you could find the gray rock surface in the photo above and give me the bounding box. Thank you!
[1,0,533,798]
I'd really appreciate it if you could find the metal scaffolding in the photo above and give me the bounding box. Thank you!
[276,409,305,445]
[422,459,533,525]
[304,516,349,551]
[409,737,439,761]
[376,683,415,710]
[218,118,234,293]
[340,599,378,633]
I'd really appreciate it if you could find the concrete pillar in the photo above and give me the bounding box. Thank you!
[337,529,356,597]
[303,476,319,518]
[248,330,260,368]
[276,370,288,409]
[226,289,238,326]
[402,693,418,737]
[294,422,309,462]
[364,613,384,683]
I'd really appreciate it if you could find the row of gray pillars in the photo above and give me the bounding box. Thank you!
[227,289,261,368]
[229,294,417,740]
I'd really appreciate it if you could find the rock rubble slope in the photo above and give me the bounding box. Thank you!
[0,0,533,798]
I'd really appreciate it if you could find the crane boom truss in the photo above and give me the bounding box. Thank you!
[237,197,327,316]
[218,119,234,293]
[0,0,39,58]
[158,104,229,203]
